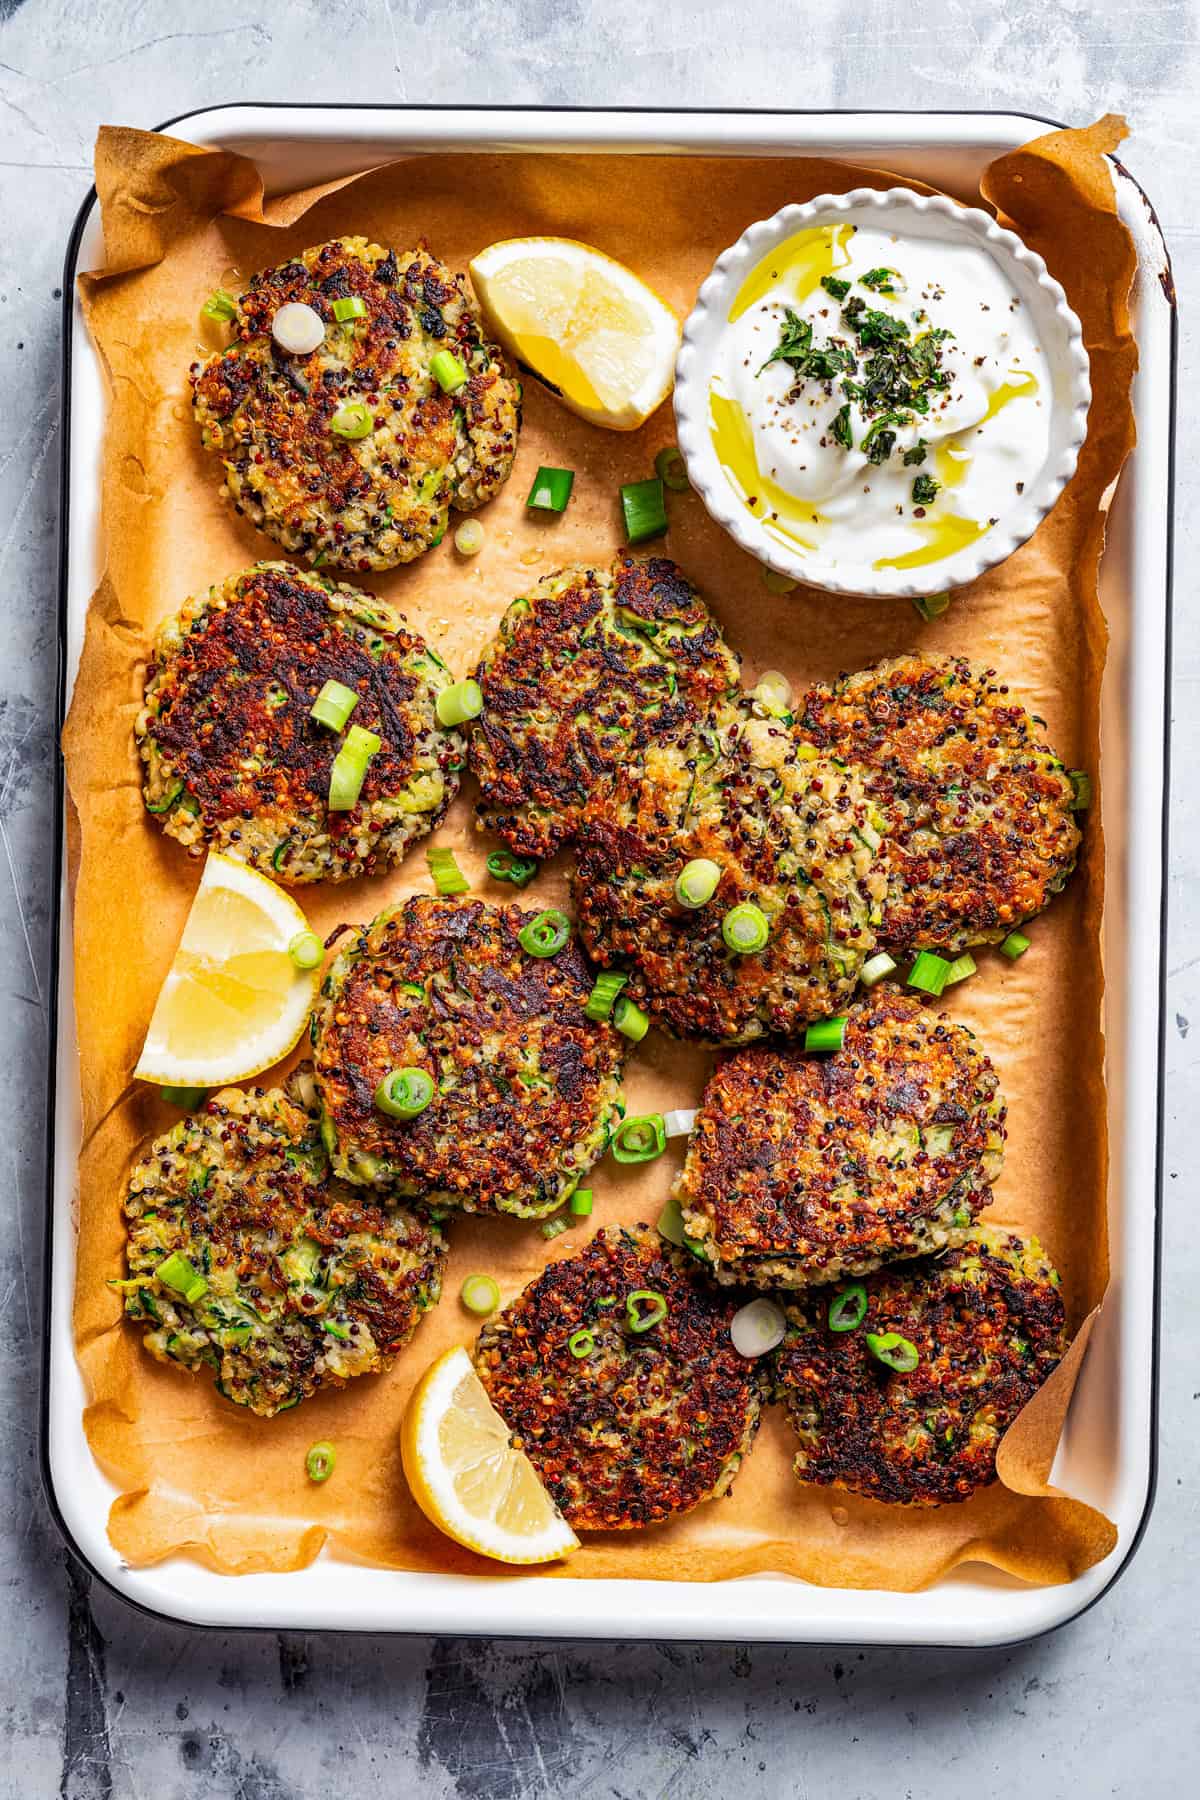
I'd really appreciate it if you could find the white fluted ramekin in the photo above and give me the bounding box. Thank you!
[674,186,1091,600]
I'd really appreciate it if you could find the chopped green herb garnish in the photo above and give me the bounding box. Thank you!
[911,473,940,506]
[903,439,928,467]
[820,274,851,301]
[860,266,902,293]
[829,403,853,450]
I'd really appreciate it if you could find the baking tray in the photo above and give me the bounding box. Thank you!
[41,106,1174,1645]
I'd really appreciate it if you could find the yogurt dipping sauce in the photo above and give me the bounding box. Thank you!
[712,222,1051,574]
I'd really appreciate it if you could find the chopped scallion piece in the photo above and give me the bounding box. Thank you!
[943,952,977,986]
[202,288,237,322]
[486,848,538,888]
[865,1331,920,1373]
[288,930,323,970]
[569,1188,593,1217]
[332,295,368,322]
[860,951,898,988]
[907,950,952,997]
[661,1108,697,1139]
[625,1289,668,1334]
[722,902,769,955]
[730,1297,786,1357]
[155,1252,208,1305]
[460,1274,501,1317]
[1069,770,1092,810]
[656,1196,687,1246]
[1000,930,1031,960]
[311,679,359,731]
[454,519,484,556]
[654,444,690,492]
[430,349,468,393]
[612,1114,666,1164]
[612,995,650,1042]
[427,846,469,895]
[374,1067,435,1120]
[305,1441,336,1483]
[436,679,483,728]
[568,1325,596,1357]
[145,778,185,814]
[526,465,575,513]
[272,302,325,354]
[805,1015,848,1053]
[585,970,628,1022]
[828,1283,868,1332]
[330,400,373,440]
[674,858,721,909]
[752,670,793,717]
[911,592,952,622]
[620,476,668,544]
[157,1085,208,1109]
[328,723,381,811]
[518,909,570,957]
[541,1217,570,1240]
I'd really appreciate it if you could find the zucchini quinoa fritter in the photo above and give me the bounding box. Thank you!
[572,698,887,1044]
[774,1228,1066,1505]
[471,555,741,858]
[116,1078,447,1418]
[475,1227,769,1529]
[311,896,625,1217]
[675,991,1005,1288]
[135,563,465,883]
[190,238,520,570]
[798,652,1082,954]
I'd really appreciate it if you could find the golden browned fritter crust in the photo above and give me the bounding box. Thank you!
[470,554,742,860]
[190,238,520,571]
[115,1078,447,1418]
[571,699,886,1044]
[774,1229,1066,1505]
[675,991,1005,1288]
[135,563,465,882]
[797,653,1081,955]
[310,896,625,1217]
[474,1226,768,1530]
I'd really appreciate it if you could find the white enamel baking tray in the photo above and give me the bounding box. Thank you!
[42,107,1174,1645]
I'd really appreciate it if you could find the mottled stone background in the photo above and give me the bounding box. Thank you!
[1,3,1195,1796]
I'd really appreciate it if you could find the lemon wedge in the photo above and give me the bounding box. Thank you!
[469,237,681,431]
[401,1346,580,1565]
[135,852,321,1089]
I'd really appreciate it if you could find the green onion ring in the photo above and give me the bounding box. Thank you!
[654,444,690,492]
[611,1113,666,1164]
[865,1330,920,1373]
[625,1289,668,1334]
[722,902,769,955]
[460,1274,501,1317]
[568,1326,596,1358]
[518,909,570,958]
[674,858,721,909]
[827,1283,868,1333]
[305,1441,336,1482]
[486,849,539,888]
[374,1067,435,1121]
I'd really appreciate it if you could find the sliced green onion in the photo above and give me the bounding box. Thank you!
[612,1114,666,1164]
[1069,770,1092,811]
[430,349,469,393]
[330,400,373,440]
[943,952,977,986]
[1001,930,1031,960]
[374,1067,435,1120]
[486,848,538,888]
[656,1196,688,1246]
[860,952,898,988]
[460,1274,501,1317]
[288,930,323,970]
[674,858,721,909]
[626,1289,668,1334]
[722,902,769,955]
[654,444,690,492]
[911,592,952,622]
[866,1330,920,1373]
[730,1297,787,1358]
[585,970,628,1021]
[145,778,185,814]
[763,567,799,595]
[752,670,793,717]
[526,465,575,512]
[568,1326,596,1358]
[541,1217,570,1240]
[436,679,483,727]
[202,288,237,322]
[454,519,484,556]
[518,909,570,957]
[332,295,368,322]
[620,476,668,544]
[328,723,381,812]
[612,996,649,1042]
[155,1252,208,1306]
[662,1108,697,1139]
[323,1320,351,1340]
[272,302,325,355]
[805,1015,848,1053]
[305,1441,336,1483]
[569,1188,593,1217]
[157,1085,208,1109]
[907,950,952,997]
[311,679,359,731]
[828,1283,868,1332]
[427,846,469,895]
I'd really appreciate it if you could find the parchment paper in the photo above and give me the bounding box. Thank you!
[62,116,1136,1590]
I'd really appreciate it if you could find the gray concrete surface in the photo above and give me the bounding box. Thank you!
[1,2,1196,1795]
